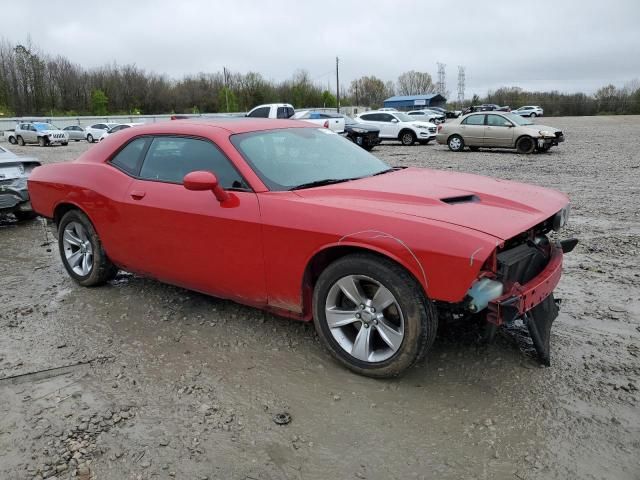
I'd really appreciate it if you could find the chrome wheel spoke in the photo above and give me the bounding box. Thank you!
[326,308,359,328]
[375,318,403,352]
[63,221,93,276]
[336,276,365,306]
[81,253,91,275]
[351,325,372,361]
[67,250,83,268]
[371,285,395,311]
[63,230,82,247]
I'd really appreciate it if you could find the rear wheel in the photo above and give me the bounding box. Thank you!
[313,253,438,378]
[516,136,535,154]
[399,130,416,146]
[17,136,25,146]
[8,136,17,145]
[447,134,464,152]
[530,112,537,118]
[87,134,94,143]
[58,210,117,286]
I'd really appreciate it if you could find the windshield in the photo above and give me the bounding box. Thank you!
[34,123,56,131]
[393,113,414,122]
[503,113,534,125]
[343,115,356,125]
[231,128,390,191]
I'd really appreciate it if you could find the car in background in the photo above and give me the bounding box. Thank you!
[246,103,295,119]
[0,145,41,220]
[428,106,460,119]
[85,123,120,143]
[292,111,345,133]
[99,123,145,142]
[27,118,576,376]
[341,115,380,151]
[63,125,86,142]
[355,110,437,145]
[14,122,69,147]
[436,112,564,153]
[377,107,398,112]
[512,106,544,117]
[406,109,445,124]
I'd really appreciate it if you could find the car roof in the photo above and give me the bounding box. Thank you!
[117,118,312,135]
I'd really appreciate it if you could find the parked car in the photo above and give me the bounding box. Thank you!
[292,111,345,133]
[512,106,544,117]
[63,125,86,142]
[14,122,69,147]
[341,115,380,151]
[377,107,398,112]
[406,109,445,124]
[355,111,437,145]
[246,103,295,119]
[28,119,576,376]
[0,145,41,220]
[428,106,460,119]
[4,129,17,144]
[85,123,120,143]
[99,123,145,142]
[436,112,564,153]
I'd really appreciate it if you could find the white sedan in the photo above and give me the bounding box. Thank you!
[85,123,120,143]
[512,106,544,117]
[98,123,145,142]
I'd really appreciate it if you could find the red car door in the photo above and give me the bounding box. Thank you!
[115,135,266,305]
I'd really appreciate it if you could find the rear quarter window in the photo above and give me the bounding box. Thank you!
[110,137,150,175]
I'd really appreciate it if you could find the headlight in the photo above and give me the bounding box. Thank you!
[351,127,366,133]
[552,204,571,231]
[539,130,553,137]
[415,125,428,129]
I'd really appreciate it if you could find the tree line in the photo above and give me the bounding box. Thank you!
[1,39,639,117]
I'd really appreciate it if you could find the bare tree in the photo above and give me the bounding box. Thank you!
[396,71,435,96]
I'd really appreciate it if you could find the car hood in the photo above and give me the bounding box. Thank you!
[294,167,568,241]
[521,124,561,134]
[347,123,379,132]
[39,129,66,135]
[406,120,436,128]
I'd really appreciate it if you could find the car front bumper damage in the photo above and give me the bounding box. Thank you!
[0,177,32,213]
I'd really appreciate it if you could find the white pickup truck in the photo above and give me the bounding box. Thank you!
[245,103,345,133]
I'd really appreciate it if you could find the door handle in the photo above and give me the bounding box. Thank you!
[130,190,146,200]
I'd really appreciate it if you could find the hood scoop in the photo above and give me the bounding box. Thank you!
[440,194,479,205]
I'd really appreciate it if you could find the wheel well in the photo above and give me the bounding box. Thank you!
[301,245,425,319]
[515,134,534,145]
[398,128,415,139]
[53,203,80,226]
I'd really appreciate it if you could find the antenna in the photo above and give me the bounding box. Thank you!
[436,62,446,96]
[457,66,466,105]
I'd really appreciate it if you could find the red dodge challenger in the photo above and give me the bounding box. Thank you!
[28,119,577,377]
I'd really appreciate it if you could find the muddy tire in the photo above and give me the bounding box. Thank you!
[87,134,94,143]
[312,253,438,378]
[58,209,117,287]
[447,134,464,152]
[8,136,17,145]
[17,135,25,146]
[516,136,535,154]
[399,130,416,146]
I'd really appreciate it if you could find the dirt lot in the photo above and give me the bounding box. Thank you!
[1,116,638,480]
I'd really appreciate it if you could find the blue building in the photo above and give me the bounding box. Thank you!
[383,94,447,111]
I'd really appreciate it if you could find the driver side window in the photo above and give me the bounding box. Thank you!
[487,115,511,127]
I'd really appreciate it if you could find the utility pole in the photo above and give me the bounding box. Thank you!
[223,67,229,112]
[336,56,340,113]
[457,66,466,106]
[437,62,446,96]
[355,82,359,107]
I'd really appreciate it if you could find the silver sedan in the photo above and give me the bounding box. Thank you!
[62,125,87,142]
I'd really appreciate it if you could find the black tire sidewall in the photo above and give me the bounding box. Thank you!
[9,136,17,144]
[17,136,24,146]
[87,134,93,143]
[517,136,535,154]
[448,135,464,151]
[312,254,436,377]
[400,131,415,146]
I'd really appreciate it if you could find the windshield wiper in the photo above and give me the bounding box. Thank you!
[289,178,354,191]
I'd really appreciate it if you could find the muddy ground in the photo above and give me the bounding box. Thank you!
[1,115,638,480]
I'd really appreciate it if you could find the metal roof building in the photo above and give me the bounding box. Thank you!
[383,94,447,111]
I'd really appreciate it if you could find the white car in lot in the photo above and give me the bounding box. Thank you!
[355,111,437,145]
[246,103,295,119]
[512,106,544,117]
[292,111,345,133]
[98,123,145,142]
[85,123,120,143]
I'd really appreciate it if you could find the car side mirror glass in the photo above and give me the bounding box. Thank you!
[183,170,229,203]
[391,119,399,123]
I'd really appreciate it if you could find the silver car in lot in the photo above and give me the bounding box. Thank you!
[62,125,87,142]
[512,105,544,117]
[0,145,41,220]
[436,112,564,153]
[14,122,69,146]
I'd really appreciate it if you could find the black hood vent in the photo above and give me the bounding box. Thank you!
[441,194,479,205]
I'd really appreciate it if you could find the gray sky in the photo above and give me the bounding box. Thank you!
[3,0,639,97]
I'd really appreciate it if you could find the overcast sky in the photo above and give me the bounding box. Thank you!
[3,0,639,97]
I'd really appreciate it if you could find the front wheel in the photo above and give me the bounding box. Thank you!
[17,136,25,146]
[447,134,464,152]
[87,134,94,143]
[313,253,438,378]
[516,136,535,154]
[399,130,416,146]
[58,210,118,286]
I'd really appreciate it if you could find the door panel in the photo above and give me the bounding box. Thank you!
[485,115,515,147]
[118,181,267,305]
[459,125,485,146]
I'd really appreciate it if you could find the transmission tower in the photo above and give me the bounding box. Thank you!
[457,66,466,104]
[436,62,446,96]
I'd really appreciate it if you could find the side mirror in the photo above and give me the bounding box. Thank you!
[183,170,229,203]
[391,119,399,123]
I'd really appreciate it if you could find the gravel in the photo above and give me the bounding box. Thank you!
[0,115,638,480]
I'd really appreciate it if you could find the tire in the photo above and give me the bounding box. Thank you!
[447,134,464,152]
[17,136,25,146]
[61,142,68,146]
[8,136,17,145]
[516,136,535,154]
[312,253,438,378]
[14,211,37,221]
[530,112,537,118]
[469,146,480,152]
[87,134,94,143]
[38,137,47,147]
[399,130,416,146]
[58,209,117,287]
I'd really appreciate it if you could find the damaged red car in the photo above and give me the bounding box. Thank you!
[28,119,577,377]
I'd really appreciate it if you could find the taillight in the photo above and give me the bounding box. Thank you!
[437,125,443,132]
[323,120,329,128]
